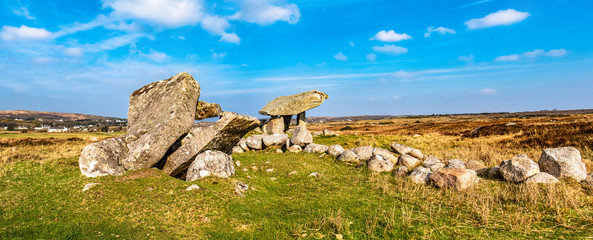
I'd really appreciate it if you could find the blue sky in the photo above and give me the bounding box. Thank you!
[1,0,592,118]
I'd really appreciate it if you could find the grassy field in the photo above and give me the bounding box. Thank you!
[1,114,593,239]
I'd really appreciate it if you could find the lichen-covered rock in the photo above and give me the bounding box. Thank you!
[327,145,346,158]
[123,72,200,171]
[262,117,285,134]
[351,146,374,161]
[290,125,313,147]
[186,150,235,181]
[246,134,264,150]
[524,172,559,184]
[422,157,445,172]
[262,134,290,148]
[409,167,432,184]
[367,154,394,172]
[445,159,466,169]
[430,168,479,191]
[499,154,540,182]
[538,147,587,182]
[288,145,302,153]
[304,143,329,153]
[259,90,329,116]
[391,142,424,159]
[466,160,487,174]
[338,150,359,163]
[79,137,127,178]
[373,147,397,164]
[162,112,259,177]
[398,154,421,169]
[195,101,222,120]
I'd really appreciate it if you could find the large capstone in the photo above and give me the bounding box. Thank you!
[162,111,260,177]
[259,90,329,116]
[79,137,127,177]
[186,150,235,181]
[123,72,200,171]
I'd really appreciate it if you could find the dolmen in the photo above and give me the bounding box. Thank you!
[259,90,328,134]
[79,72,260,180]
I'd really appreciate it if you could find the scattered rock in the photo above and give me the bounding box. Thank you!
[288,145,302,153]
[79,136,127,178]
[288,171,298,175]
[82,183,101,192]
[234,188,245,197]
[186,150,235,181]
[395,166,410,176]
[309,172,321,178]
[408,167,432,184]
[232,146,244,154]
[505,122,517,126]
[259,90,329,116]
[262,133,290,148]
[524,172,559,184]
[266,168,274,172]
[195,101,222,120]
[235,161,241,167]
[276,149,283,153]
[422,157,445,172]
[445,159,466,169]
[351,146,374,161]
[338,150,360,163]
[290,125,313,147]
[327,145,346,158]
[321,129,337,136]
[373,147,398,164]
[238,138,249,151]
[466,160,487,174]
[499,154,540,182]
[398,154,421,169]
[367,154,395,172]
[246,135,264,150]
[236,182,249,192]
[391,142,424,159]
[538,147,587,182]
[185,185,200,191]
[123,72,200,171]
[430,168,479,191]
[304,143,329,154]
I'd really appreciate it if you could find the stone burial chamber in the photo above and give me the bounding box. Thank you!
[258,90,328,134]
[78,72,260,180]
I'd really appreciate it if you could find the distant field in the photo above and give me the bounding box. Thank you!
[0,131,125,139]
[1,114,592,239]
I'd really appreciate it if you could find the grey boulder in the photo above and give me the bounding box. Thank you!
[186,150,235,181]
[79,136,127,178]
[391,142,424,159]
[304,143,329,153]
[262,134,290,148]
[327,145,346,158]
[338,150,360,163]
[524,172,559,184]
[351,146,374,161]
[290,125,313,147]
[373,147,398,164]
[246,135,264,150]
[398,154,421,169]
[367,154,394,173]
[538,147,587,182]
[408,167,432,184]
[499,154,540,182]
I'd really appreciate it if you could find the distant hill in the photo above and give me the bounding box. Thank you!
[0,110,124,121]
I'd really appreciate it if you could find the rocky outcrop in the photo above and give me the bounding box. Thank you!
[186,150,235,181]
[79,136,127,177]
[367,154,394,172]
[499,154,540,182]
[430,168,479,191]
[123,72,200,171]
[259,90,329,116]
[162,112,260,177]
[538,147,587,182]
[195,101,222,120]
[290,125,313,147]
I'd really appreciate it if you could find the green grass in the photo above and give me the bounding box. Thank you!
[0,131,125,139]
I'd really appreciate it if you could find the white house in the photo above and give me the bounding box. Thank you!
[48,126,68,133]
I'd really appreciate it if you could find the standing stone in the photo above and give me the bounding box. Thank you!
[162,112,260,177]
[327,145,346,158]
[408,167,432,184]
[373,147,398,164]
[398,154,421,169]
[304,143,329,153]
[538,147,587,182]
[246,135,264,150]
[524,172,560,184]
[123,72,200,170]
[262,134,290,148]
[290,125,313,147]
[368,154,394,172]
[391,142,424,160]
[430,168,479,191]
[338,150,360,163]
[351,146,374,161]
[296,112,306,126]
[499,154,540,182]
[195,101,222,120]
[263,117,285,134]
[186,150,235,181]
[282,115,292,132]
[259,90,329,116]
[79,136,127,177]
[422,157,445,172]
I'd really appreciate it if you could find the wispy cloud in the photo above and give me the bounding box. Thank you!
[372,44,408,55]
[479,88,497,95]
[465,9,530,30]
[370,30,412,42]
[495,49,567,62]
[229,0,301,25]
[10,3,36,20]
[424,27,456,38]
[366,53,377,62]
[334,52,348,61]
[452,0,493,10]
[0,25,52,41]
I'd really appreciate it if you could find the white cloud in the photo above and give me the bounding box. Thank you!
[103,0,204,27]
[479,88,497,95]
[104,21,144,32]
[0,25,52,41]
[220,33,241,44]
[230,0,301,26]
[370,30,411,42]
[11,5,36,20]
[522,49,545,58]
[334,52,348,61]
[212,52,227,59]
[366,53,377,62]
[465,9,530,30]
[372,44,408,55]
[201,15,240,44]
[458,55,474,62]
[545,49,567,57]
[424,26,456,38]
[82,33,145,52]
[65,47,83,56]
[494,54,520,62]
[392,70,414,78]
[142,49,169,61]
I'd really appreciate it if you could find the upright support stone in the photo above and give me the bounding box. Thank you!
[263,116,285,134]
[282,115,292,132]
[297,111,306,127]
